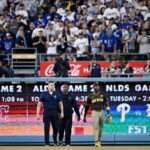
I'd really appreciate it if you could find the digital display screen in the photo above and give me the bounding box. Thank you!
[0,82,150,136]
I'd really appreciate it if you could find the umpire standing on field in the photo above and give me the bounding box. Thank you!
[83,82,112,147]
[58,83,80,147]
[36,81,64,146]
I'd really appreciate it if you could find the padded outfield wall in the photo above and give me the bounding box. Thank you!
[0,77,150,145]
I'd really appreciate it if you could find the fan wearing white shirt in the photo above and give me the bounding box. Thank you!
[51,15,59,31]
[15,4,28,25]
[61,9,75,22]
[46,35,59,61]
[73,31,89,60]
[103,0,120,24]
[32,21,45,38]
[45,22,56,41]
[69,21,79,38]
[0,0,7,14]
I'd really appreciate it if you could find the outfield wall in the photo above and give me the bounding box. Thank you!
[0,77,150,145]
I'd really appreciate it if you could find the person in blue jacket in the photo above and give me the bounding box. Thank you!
[58,83,80,147]
[36,81,64,146]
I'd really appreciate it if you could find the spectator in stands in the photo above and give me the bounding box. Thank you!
[1,33,15,60]
[32,29,47,59]
[4,25,15,40]
[23,0,41,21]
[51,15,60,31]
[122,27,130,53]
[103,0,120,25]
[90,33,101,59]
[111,24,123,53]
[68,21,79,36]
[2,61,14,78]
[80,22,89,39]
[144,60,150,73]
[15,30,27,53]
[9,18,18,35]
[101,29,117,60]
[105,60,117,77]
[137,28,150,55]
[44,5,60,22]
[25,22,35,47]
[117,57,126,76]
[0,0,7,14]
[58,25,75,54]
[73,31,89,61]
[66,46,76,62]
[123,61,134,77]
[32,21,45,38]
[88,57,101,77]
[126,27,137,53]
[46,35,59,61]
[15,3,28,25]
[45,22,56,40]
[34,12,46,28]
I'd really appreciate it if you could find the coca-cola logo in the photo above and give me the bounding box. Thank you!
[44,64,82,76]
[45,64,55,76]
[70,64,81,76]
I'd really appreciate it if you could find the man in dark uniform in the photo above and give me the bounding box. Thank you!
[53,53,71,77]
[36,81,64,146]
[58,83,80,147]
[88,57,101,77]
[83,82,111,147]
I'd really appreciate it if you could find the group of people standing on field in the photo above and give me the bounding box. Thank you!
[36,81,111,147]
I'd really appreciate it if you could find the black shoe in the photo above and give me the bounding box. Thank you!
[58,141,63,146]
[53,143,57,146]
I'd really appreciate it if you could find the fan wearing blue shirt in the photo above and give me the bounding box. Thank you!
[44,6,61,22]
[34,12,47,28]
[112,24,123,53]
[2,33,14,54]
[119,15,132,29]
[36,81,64,146]
[101,29,117,56]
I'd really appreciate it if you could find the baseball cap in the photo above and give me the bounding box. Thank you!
[54,15,59,18]
[111,24,118,30]
[38,12,43,15]
[106,29,112,35]
[93,33,98,37]
[47,22,53,26]
[6,33,11,36]
[79,31,83,35]
[123,15,129,18]
[39,28,43,32]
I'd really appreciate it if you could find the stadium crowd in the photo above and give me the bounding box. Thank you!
[0,0,150,77]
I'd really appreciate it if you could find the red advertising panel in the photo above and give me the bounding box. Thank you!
[40,61,147,77]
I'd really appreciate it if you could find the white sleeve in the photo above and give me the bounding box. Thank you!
[73,40,78,48]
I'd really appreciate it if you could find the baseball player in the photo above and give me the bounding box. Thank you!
[83,82,111,147]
